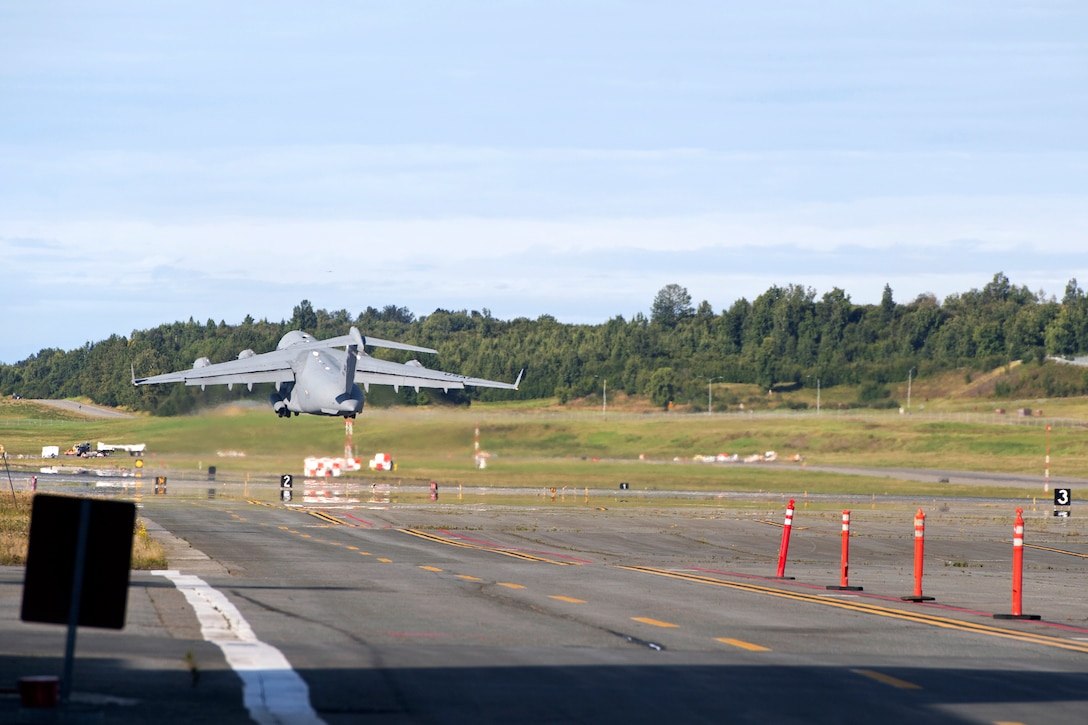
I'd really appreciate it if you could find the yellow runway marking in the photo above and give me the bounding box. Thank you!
[715,637,771,652]
[377,557,392,563]
[346,546,359,551]
[619,565,1088,654]
[549,595,586,604]
[399,528,575,565]
[852,669,922,690]
[457,574,483,581]
[307,511,344,525]
[498,583,526,589]
[1025,543,1088,559]
[419,566,443,572]
[632,617,679,628]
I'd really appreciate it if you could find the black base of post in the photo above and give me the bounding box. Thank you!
[773,576,796,580]
[993,613,1041,620]
[827,585,863,591]
[901,595,935,602]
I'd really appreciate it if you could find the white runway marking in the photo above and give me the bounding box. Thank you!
[154,570,325,725]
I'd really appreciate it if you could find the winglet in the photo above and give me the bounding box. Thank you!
[131,364,136,386]
[514,368,524,390]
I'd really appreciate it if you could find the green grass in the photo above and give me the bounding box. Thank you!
[2,396,1081,500]
[0,491,166,568]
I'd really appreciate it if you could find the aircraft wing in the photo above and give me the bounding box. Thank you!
[355,355,522,392]
[133,349,298,387]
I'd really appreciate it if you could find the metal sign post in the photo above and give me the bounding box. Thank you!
[22,495,136,704]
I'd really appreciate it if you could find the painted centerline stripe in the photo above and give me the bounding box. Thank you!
[549,595,586,604]
[457,574,483,581]
[619,565,1088,655]
[498,583,526,589]
[398,528,577,565]
[632,617,679,628]
[419,566,443,572]
[852,669,922,690]
[154,570,324,725]
[1025,543,1088,559]
[716,637,771,652]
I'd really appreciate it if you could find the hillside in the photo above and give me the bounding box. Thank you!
[4,276,1088,416]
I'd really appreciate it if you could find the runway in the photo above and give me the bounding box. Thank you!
[8,478,1088,724]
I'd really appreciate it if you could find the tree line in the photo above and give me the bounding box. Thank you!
[3,272,1088,415]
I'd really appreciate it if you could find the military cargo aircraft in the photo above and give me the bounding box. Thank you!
[134,326,521,418]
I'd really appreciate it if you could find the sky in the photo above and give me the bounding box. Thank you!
[1,1,1086,363]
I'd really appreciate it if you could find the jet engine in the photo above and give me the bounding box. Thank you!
[270,382,296,418]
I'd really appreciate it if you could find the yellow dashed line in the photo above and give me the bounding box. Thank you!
[620,565,1088,655]
[549,595,586,604]
[852,669,922,690]
[420,566,443,572]
[377,557,392,563]
[715,637,771,652]
[631,617,679,628]
[346,546,359,551]
[498,583,526,589]
[457,574,483,581]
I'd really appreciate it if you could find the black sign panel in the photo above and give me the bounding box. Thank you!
[1054,488,1071,507]
[21,495,136,630]
[281,474,293,489]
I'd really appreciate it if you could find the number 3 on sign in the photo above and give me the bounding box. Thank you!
[1054,488,1071,506]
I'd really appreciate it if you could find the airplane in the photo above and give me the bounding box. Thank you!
[133,326,522,418]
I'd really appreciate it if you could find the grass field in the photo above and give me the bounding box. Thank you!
[0,491,166,569]
[1,393,1084,494]
[1,386,1083,566]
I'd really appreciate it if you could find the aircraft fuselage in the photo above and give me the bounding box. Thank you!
[270,348,364,418]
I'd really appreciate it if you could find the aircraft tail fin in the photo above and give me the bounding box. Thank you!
[344,327,361,394]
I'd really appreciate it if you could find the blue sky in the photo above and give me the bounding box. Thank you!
[1,1,1086,363]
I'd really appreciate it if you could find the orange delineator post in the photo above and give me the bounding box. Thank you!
[995,508,1041,620]
[901,508,934,602]
[775,499,796,579]
[827,510,862,591]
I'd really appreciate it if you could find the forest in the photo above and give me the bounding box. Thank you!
[3,272,1088,416]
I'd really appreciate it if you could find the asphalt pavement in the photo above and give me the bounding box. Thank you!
[4,479,1088,724]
